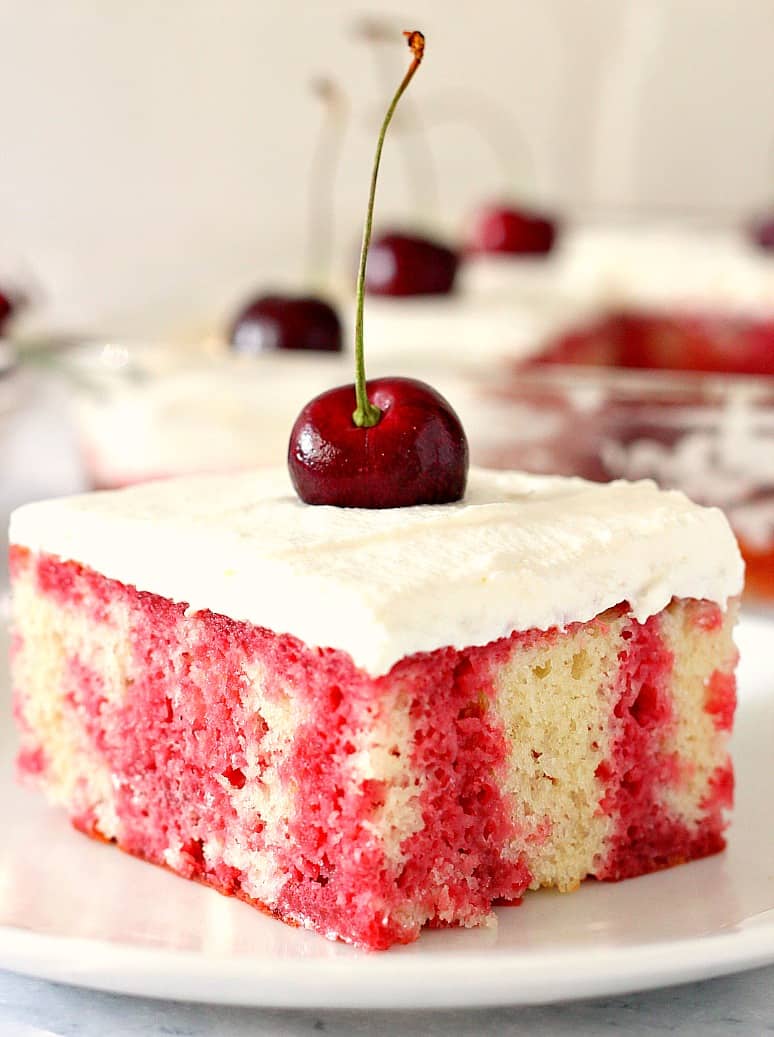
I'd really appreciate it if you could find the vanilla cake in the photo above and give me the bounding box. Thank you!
[10,468,743,949]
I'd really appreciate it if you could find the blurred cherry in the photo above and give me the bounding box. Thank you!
[466,204,558,256]
[0,290,13,333]
[230,295,341,354]
[750,214,774,251]
[365,231,458,296]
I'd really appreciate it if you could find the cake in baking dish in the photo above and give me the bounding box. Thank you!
[9,467,743,949]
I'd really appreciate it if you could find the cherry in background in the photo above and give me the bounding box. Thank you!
[409,81,560,259]
[750,214,774,251]
[365,231,458,296]
[229,80,346,354]
[230,295,341,354]
[0,290,13,333]
[288,30,469,509]
[466,203,558,257]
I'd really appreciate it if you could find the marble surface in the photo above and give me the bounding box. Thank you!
[1,965,774,1036]
[3,380,774,1035]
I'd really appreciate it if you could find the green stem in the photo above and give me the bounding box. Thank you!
[353,30,425,429]
[355,18,436,222]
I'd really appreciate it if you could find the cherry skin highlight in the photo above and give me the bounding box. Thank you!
[466,204,558,256]
[365,232,458,296]
[230,294,342,354]
[288,376,469,507]
[750,214,774,251]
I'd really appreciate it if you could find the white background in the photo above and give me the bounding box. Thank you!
[0,0,773,330]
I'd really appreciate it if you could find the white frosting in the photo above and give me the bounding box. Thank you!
[556,224,774,313]
[352,296,585,371]
[459,252,567,301]
[458,223,774,315]
[10,467,743,677]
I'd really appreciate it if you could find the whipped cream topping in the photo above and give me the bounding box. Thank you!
[557,224,774,313]
[10,468,743,676]
[350,296,586,371]
[457,223,774,316]
[459,252,567,301]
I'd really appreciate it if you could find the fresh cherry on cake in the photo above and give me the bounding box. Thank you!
[466,203,558,256]
[288,29,469,508]
[365,231,458,296]
[230,295,342,354]
[750,214,774,251]
[289,376,467,506]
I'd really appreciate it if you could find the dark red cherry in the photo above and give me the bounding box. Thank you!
[0,290,14,333]
[466,204,558,256]
[750,215,774,251]
[289,31,467,509]
[288,376,469,507]
[229,294,342,354]
[365,232,458,296]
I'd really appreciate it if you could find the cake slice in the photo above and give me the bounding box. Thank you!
[9,467,743,949]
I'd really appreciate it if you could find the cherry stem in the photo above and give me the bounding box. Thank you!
[352,30,425,429]
[355,18,436,223]
[306,78,348,291]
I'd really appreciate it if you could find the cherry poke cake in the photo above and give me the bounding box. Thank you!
[10,465,743,949]
[8,29,744,953]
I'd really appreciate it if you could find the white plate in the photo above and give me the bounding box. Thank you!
[1,609,773,1009]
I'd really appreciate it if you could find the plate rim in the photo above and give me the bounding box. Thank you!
[1,913,774,1008]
